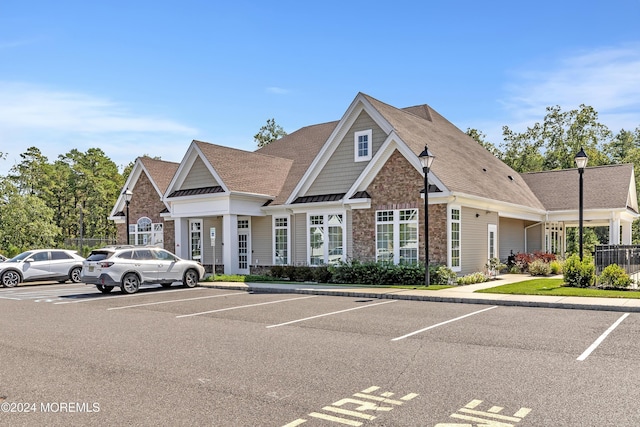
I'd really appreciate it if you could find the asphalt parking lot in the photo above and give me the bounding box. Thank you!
[1,282,639,426]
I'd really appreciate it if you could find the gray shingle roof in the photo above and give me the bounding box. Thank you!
[362,94,546,210]
[255,121,338,204]
[520,164,635,211]
[138,156,179,194]
[194,140,293,197]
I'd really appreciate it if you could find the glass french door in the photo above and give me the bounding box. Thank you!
[189,219,203,262]
[237,218,250,274]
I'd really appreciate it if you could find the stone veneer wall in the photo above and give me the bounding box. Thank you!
[116,171,175,251]
[351,150,447,265]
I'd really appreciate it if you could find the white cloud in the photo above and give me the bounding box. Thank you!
[0,82,197,174]
[266,86,290,95]
[472,45,640,146]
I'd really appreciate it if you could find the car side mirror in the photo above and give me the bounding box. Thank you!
[25,257,35,263]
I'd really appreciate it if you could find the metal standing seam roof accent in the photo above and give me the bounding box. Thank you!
[293,193,346,204]
[167,186,225,198]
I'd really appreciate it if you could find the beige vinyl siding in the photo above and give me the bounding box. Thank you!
[526,223,543,253]
[251,216,272,266]
[294,213,307,265]
[498,217,526,260]
[306,111,386,196]
[201,217,223,268]
[460,208,498,275]
[182,157,219,189]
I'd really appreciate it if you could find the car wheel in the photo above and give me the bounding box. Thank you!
[183,269,199,288]
[161,283,172,288]
[69,267,82,283]
[96,285,114,294]
[1,270,20,288]
[121,273,140,294]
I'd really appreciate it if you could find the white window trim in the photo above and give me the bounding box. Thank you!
[307,211,346,265]
[488,224,497,260]
[273,215,290,265]
[354,129,372,162]
[448,205,462,272]
[375,208,419,265]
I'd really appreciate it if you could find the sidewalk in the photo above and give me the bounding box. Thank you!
[200,274,640,313]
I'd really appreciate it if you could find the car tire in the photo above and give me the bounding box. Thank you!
[1,270,21,288]
[121,273,140,294]
[69,267,82,283]
[96,285,114,294]
[183,269,199,288]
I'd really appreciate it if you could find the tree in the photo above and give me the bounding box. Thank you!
[500,105,612,173]
[466,128,502,158]
[254,118,287,148]
[0,179,60,253]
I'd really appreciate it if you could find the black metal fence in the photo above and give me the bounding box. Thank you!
[594,245,640,275]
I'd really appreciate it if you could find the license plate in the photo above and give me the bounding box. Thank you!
[88,266,94,272]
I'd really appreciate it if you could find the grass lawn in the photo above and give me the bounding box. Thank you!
[477,278,640,299]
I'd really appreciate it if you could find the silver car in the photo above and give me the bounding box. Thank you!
[0,249,85,287]
[81,246,205,294]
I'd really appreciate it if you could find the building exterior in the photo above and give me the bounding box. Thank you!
[110,93,639,275]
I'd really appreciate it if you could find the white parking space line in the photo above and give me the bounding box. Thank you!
[107,292,248,310]
[577,313,630,361]
[176,295,318,318]
[54,286,200,304]
[392,306,499,341]
[266,300,398,328]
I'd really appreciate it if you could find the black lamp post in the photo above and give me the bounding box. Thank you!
[123,188,133,245]
[419,145,435,287]
[575,148,588,261]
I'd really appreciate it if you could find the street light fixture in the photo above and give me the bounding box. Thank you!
[123,188,133,245]
[575,147,588,261]
[419,145,435,287]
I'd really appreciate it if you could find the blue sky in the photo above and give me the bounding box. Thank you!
[1,1,640,176]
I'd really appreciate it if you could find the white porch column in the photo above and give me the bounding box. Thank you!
[622,220,633,244]
[609,217,621,244]
[222,214,238,274]
[174,218,189,258]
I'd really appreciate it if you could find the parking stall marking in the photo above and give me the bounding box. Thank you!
[391,306,499,341]
[107,292,248,310]
[577,312,630,361]
[54,286,200,304]
[266,300,398,329]
[176,295,318,318]
[0,285,90,301]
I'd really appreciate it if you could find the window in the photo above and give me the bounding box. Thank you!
[309,213,344,265]
[376,209,419,264]
[449,207,461,270]
[274,217,289,265]
[51,251,72,260]
[129,217,164,247]
[354,130,372,162]
[488,224,497,259]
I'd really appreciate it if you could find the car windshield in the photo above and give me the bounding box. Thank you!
[7,251,35,262]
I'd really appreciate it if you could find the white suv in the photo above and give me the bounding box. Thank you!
[0,249,85,287]
[81,246,205,294]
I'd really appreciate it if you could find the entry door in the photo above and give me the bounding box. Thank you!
[237,218,250,275]
[189,219,203,262]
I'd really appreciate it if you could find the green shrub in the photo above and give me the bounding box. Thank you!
[598,264,631,289]
[528,259,551,276]
[456,272,489,285]
[549,259,563,275]
[563,254,595,288]
[431,265,457,285]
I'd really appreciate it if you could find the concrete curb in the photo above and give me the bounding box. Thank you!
[199,282,640,313]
